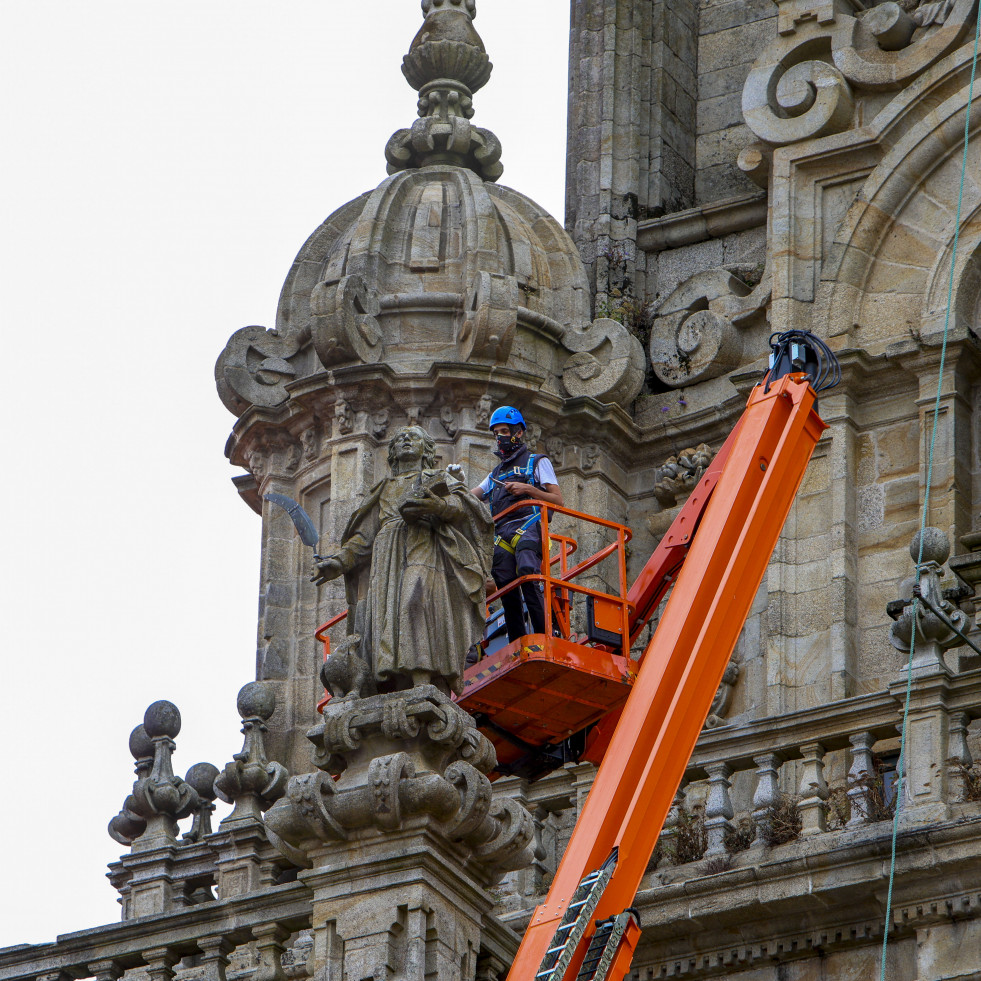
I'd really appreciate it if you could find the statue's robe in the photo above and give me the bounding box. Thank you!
[337,470,493,693]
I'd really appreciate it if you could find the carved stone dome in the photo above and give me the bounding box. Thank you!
[216,0,644,418]
[277,165,591,376]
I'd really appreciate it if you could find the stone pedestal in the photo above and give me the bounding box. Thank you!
[890,671,954,825]
[302,821,495,981]
[265,686,536,980]
[208,823,283,899]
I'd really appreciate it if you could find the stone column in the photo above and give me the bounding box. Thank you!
[703,762,734,856]
[751,751,782,841]
[846,731,876,828]
[567,0,697,306]
[798,741,828,835]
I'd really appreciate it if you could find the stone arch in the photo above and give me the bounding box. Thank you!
[818,47,981,345]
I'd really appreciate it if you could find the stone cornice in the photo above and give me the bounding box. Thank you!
[637,193,768,254]
[0,881,313,978]
[630,814,981,977]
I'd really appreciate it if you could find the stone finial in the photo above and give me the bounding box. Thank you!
[214,682,289,827]
[109,703,211,847]
[386,0,503,181]
[182,762,220,841]
[889,528,969,675]
[108,725,153,845]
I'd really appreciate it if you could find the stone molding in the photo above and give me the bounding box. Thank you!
[637,193,768,254]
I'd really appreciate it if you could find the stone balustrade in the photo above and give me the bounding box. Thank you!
[0,882,312,981]
[492,666,981,895]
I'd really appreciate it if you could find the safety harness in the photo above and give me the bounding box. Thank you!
[490,449,542,553]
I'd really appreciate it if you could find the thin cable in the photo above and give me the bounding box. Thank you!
[879,13,981,978]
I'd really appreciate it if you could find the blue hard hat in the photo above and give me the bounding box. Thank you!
[489,405,525,430]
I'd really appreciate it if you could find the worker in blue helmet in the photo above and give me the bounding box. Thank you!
[471,406,563,642]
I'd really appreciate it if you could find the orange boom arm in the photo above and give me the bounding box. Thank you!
[508,373,827,981]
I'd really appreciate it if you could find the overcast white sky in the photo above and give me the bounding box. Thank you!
[1,1,569,947]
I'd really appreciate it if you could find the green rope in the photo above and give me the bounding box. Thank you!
[879,11,981,978]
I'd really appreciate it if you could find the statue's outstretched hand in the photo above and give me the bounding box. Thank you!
[311,554,345,584]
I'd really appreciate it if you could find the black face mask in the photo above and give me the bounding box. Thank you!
[496,431,523,456]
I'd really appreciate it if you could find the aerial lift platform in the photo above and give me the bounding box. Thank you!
[314,330,839,981]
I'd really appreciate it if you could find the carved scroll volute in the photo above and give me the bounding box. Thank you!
[743,0,976,147]
[832,0,977,92]
[649,270,758,387]
[743,46,854,146]
[561,318,645,407]
[215,325,302,416]
[458,271,519,362]
[311,274,383,367]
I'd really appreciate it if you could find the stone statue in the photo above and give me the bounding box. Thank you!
[312,426,493,697]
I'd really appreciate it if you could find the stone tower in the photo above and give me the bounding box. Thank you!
[214,0,644,774]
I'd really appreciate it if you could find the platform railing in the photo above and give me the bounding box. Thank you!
[485,499,634,660]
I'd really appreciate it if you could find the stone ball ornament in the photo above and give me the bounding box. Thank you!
[237,681,277,722]
[911,526,950,567]
[128,724,155,760]
[143,700,182,740]
[184,762,221,802]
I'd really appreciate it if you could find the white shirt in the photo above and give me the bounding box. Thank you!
[478,455,558,497]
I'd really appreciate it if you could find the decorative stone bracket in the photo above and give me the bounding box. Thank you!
[458,271,519,362]
[561,317,646,406]
[215,325,304,415]
[311,274,383,368]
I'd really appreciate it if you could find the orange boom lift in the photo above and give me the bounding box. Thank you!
[506,331,837,981]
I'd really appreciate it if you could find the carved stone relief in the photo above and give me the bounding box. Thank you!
[545,436,564,466]
[301,426,321,462]
[246,428,303,483]
[743,0,978,146]
[215,325,303,415]
[370,409,390,439]
[649,271,768,388]
[475,394,492,429]
[439,405,458,437]
[704,661,741,729]
[333,399,354,437]
[652,444,714,509]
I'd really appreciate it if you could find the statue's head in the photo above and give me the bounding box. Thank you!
[388,426,437,474]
